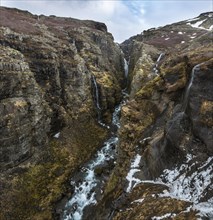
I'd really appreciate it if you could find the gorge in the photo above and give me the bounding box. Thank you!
[0,7,213,220]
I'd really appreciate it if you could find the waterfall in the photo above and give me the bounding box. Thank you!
[182,64,200,112]
[91,75,104,125]
[124,58,129,78]
[91,75,101,110]
[63,102,122,220]
[166,63,201,135]
[157,53,164,63]
[153,53,164,75]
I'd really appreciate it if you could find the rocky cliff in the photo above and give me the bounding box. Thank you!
[0,6,124,219]
[0,7,212,220]
[89,12,213,220]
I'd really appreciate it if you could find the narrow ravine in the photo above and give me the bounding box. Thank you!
[62,59,129,220]
[123,61,213,219]
[63,104,121,220]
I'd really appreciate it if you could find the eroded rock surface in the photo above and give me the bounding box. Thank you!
[0,7,212,220]
[91,12,213,220]
[0,6,124,219]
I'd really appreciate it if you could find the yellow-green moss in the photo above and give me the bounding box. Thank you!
[135,76,162,99]
[2,141,73,220]
[97,72,114,88]
[200,100,213,127]
[0,115,108,220]
[104,172,119,195]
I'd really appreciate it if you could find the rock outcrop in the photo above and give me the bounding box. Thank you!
[0,6,212,220]
[0,45,51,168]
[0,6,124,219]
[90,12,213,220]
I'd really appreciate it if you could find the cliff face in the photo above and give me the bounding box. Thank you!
[91,12,213,220]
[0,7,213,220]
[0,45,51,168]
[0,7,124,219]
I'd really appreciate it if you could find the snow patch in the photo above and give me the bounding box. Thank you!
[208,25,213,31]
[131,198,144,204]
[152,213,176,220]
[187,19,212,31]
[157,154,213,218]
[54,132,60,138]
[131,154,141,168]
[165,37,170,40]
[187,17,200,22]
[181,41,185,44]
[126,154,142,192]
[178,31,183,35]
[190,20,206,28]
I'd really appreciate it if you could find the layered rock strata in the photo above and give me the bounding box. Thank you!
[0,6,124,219]
[90,12,213,220]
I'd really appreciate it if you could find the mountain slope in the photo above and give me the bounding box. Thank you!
[0,7,212,220]
[0,6,124,219]
[91,12,213,220]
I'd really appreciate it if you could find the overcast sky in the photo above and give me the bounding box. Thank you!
[1,0,212,42]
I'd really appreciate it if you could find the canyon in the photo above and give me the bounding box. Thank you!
[0,7,212,220]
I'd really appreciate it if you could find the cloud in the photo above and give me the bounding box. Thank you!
[1,0,212,42]
[1,0,147,42]
[143,1,212,28]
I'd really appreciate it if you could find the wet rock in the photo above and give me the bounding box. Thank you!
[187,60,213,153]
[95,12,213,220]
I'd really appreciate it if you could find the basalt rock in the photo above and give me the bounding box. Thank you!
[1,6,213,220]
[92,12,213,220]
[0,45,51,169]
[0,6,124,219]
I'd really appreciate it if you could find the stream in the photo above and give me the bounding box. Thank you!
[62,58,129,220]
[63,104,121,220]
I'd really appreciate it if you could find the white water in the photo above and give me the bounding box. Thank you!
[153,53,164,75]
[63,103,122,220]
[124,58,129,78]
[53,132,60,138]
[182,64,200,112]
[91,75,101,110]
[157,53,164,63]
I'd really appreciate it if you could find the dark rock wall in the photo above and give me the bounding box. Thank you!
[0,6,212,220]
[92,12,213,220]
[0,7,124,219]
[0,45,51,168]
[0,7,124,169]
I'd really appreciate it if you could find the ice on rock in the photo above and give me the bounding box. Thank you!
[157,154,213,218]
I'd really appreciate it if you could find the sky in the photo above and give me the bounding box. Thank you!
[1,0,212,42]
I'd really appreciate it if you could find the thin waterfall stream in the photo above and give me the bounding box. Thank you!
[182,63,201,112]
[166,63,202,136]
[153,53,164,75]
[124,58,129,78]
